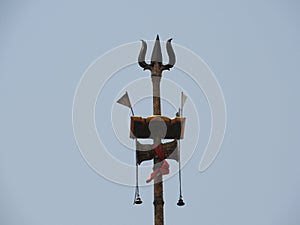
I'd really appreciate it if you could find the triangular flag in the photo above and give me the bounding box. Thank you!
[117,91,135,116]
[117,91,132,108]
[181,92,187,110]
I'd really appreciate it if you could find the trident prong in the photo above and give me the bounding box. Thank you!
[138,35,176,72]
[138,40,151,70]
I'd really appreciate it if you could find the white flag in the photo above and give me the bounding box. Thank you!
[117,91,132,108]
[181,92,187,110]
[117,91,134,115]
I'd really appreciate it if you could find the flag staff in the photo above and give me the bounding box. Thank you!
[128,91,135,116]
[177,91,187,206]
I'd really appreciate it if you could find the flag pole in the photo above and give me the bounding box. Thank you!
[130,106,135,116]
[180,91,183,116]
[177,91,185,206]
[125,91,135,116]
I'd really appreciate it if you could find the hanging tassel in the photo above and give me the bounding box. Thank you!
[134,140,143,205]
[177,108,185,207]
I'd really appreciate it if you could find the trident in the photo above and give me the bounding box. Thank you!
[117,35,187,225]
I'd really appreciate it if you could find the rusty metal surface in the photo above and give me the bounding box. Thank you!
[130,116,185,139]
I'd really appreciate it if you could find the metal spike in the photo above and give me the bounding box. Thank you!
[162,38,176,71]
[166,38,176,67]
[138,40,151,70]
[151,35,162,64]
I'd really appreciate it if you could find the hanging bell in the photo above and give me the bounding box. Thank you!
[134,196,143,205]
[177,197,185,206]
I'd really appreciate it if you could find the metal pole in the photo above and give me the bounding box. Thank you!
[151,75,164,225]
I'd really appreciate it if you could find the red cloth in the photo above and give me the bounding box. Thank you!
[146,144,170,183]
[153,144,165,159]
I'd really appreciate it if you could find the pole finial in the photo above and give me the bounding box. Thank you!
[151,35,163,64]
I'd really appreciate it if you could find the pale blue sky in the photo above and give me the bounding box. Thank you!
[1,1,300,225]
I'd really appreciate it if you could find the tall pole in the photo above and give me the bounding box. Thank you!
[151,69,164,225]
[137,35,176,225]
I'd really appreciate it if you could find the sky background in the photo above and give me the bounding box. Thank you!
[1,0,300,225]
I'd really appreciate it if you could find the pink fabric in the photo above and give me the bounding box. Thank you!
[146,144,170,183]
